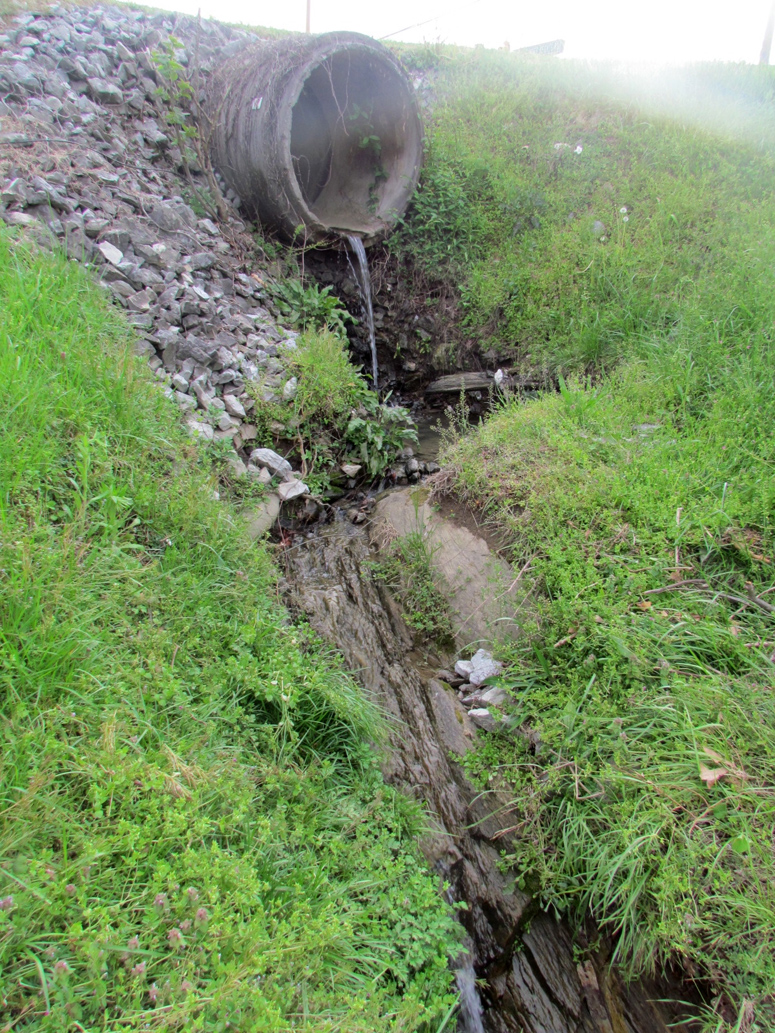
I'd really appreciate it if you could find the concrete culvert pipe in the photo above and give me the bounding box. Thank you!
[208,32,423,245]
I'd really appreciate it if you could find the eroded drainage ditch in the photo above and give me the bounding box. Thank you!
[277,483,698,1033]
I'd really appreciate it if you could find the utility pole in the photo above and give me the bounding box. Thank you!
[306,0,311,33]
[760,0,775,64]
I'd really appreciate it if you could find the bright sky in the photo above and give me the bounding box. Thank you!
[133,0,775,64]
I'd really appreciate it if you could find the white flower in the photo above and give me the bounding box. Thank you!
[574,145,583,154]
[622,215,629,223]
[620,206,628,214]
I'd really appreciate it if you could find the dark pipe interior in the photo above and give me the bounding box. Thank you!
[290,50,415,235]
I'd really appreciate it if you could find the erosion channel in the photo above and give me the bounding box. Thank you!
[281,492,694,1033]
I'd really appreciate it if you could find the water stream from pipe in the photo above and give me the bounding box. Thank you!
[345,233,378,389]
[455,958,486,1033]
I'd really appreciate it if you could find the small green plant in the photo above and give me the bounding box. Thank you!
[270,278,354,338]
[370,530,454,644]
[247,330,416,486]
[153,34,228,221]
[345,391,418,478]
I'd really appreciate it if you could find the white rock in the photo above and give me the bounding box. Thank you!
[455,659,474,679]
[277,478,308,502]
[282,376,298,401]
[97,240,123,265]
[249,448,291,478]
[341,463,362,478]
[469,648,503,687]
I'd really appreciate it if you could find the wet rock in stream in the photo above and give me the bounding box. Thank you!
[282,517,692,1033]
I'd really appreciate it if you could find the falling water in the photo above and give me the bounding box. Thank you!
[454,959,486,1033]
[345,233,378,389]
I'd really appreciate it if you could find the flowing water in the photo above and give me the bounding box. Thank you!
[345,233,378,389]
[455,957,487,1033]
[281,513,691,1033]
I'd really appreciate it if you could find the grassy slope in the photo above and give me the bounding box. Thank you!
[399,51,775,1032]
[0,227,459,1031]
[392,49,775,379]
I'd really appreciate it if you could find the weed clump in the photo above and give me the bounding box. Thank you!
[248,328,417,491]
[370,530,455,645]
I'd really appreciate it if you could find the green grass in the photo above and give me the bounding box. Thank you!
[368,531,454,646]
[391,49,775,380]
[0,227,459,1031]
[248,328,417,491]
[416,48,775,1033]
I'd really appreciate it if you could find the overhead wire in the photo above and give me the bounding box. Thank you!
[378,0,485,41]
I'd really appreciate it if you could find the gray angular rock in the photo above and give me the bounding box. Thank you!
[87,77,123,103]
[97,240,123,265]
[468,708,501,733]
[478,685,508,707]
[149,200,196,232]
[126,288,153,312]
[223,394,246,418]
[185,417,214,441]
[245,493,281,538]
[249,448,292,478]
[454,659,474,680]
[188,252,215,270]
[277,478,308,502]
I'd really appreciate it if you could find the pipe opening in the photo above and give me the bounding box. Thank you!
[290,49,421,237]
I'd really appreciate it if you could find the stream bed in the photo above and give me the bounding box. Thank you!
[280,507,692,1033]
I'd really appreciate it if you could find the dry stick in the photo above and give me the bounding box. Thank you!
[644,579,775,616]
[644,579,709,594]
